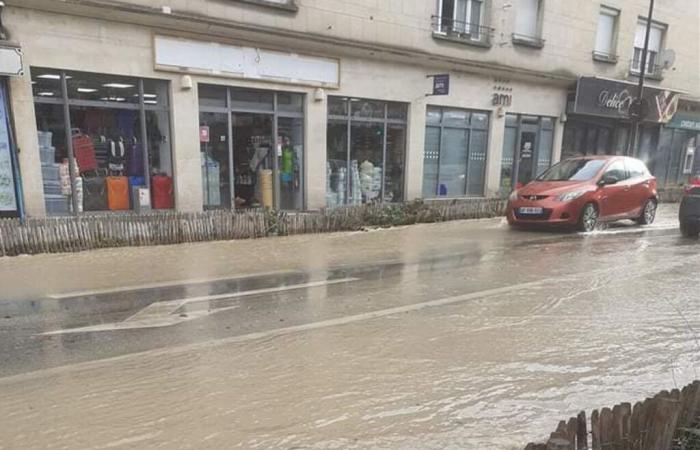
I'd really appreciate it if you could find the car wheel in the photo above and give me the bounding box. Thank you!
[680,221,700,238]
[578,203,598,232]
[636,199,657,225]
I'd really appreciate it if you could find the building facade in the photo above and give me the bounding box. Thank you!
[0,0,698,217]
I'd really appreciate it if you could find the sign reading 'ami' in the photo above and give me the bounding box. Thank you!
[154,36,339,88]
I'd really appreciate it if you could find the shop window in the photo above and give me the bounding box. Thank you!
[422,106,490,199]
[33,68,173,215]
[198,85,305,210]
[326,97,408,207]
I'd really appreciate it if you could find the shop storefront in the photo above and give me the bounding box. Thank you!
[422,106,489,198]
[499,114,555,192]
[198,85,304,210]
[655,100,700,186]
[326,97,408,207]
[32,68,173,215]
[563,77,680,183]
[0,43,23,218]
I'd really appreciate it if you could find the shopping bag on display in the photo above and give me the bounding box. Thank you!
[151,175,174,209]
[106,176,130,210]
[83,175,108,211]
[71,130,98,173]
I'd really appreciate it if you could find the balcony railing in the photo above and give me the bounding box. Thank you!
[629,59,664,80]
[431,16,493,47]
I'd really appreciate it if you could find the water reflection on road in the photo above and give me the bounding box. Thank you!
[0,205,697,449]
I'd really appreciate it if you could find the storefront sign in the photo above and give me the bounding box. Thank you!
[0,45,23,77]
[155,36,339,88]
[0,84,17,211]
[667,111,700,131]
[572,77,680,123]
[431,74,450,96]
[199,126,210,143]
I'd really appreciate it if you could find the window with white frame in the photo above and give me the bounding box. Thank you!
[435,0,484,37]
[514,0,541,39]
[632,20,666,74]
[594,6,619,58]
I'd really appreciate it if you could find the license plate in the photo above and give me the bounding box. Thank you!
[519,207,543,215]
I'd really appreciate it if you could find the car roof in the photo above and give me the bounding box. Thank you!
[566,155,622,161]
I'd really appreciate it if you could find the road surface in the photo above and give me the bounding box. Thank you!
[0,204,698,449]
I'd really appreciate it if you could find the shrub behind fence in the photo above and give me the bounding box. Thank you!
[0,198,506,257]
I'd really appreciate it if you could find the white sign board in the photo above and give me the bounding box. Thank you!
[0,45,23,77]
[154,35,339,88]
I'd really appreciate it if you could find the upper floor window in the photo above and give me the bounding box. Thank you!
[433,0,489,46]
[593,6,619,62]
[631,20,666,77]
[512,0,544,48]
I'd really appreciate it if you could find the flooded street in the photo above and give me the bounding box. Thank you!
[1,204,699,449]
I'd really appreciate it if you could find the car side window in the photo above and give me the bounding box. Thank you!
[626,159,649,179]
[604,161,628,181]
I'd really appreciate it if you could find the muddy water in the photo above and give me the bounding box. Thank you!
[0,205,698,449]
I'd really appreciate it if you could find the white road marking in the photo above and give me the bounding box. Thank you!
[6,278,556,384]
[46,270,302,299]
[41,278,359,335]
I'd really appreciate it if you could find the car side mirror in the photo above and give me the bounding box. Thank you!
[598,175,619,186]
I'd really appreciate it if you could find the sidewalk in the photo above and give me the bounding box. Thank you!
[0,216,509,301]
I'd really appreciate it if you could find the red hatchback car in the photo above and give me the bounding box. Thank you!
[507,156,658,232]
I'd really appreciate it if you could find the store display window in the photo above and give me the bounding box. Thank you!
[32,68,173,215]
[422,106,489,198]
[326,97,408,206]
[198,85,304,210]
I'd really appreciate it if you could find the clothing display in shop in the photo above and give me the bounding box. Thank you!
[350,160,362,205]
[108,139,126,173]
[281,147,294,183]
[201,153,221,207]
[126,140,144,177]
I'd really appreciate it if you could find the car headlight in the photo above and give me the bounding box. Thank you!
[508,190,519,201]
[556,191,586,202]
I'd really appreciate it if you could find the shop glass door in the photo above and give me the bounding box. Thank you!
[232,113,274,209]
[200,112,230,209]
[516,128,538,187]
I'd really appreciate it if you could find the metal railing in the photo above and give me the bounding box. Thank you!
[431,16,492,46]
[629,58,664,79]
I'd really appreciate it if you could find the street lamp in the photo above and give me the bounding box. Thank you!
[628,0,655,156]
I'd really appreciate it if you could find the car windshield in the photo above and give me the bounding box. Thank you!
[536,159,607,181]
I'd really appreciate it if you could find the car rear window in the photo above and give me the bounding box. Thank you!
[537,159,607,182]
[626,158,650,178]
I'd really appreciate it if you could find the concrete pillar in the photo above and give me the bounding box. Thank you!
[305,94,326,210]
[170,84,203,212]
[552,117,565,164]
[405,99,427,201]
[485,112,505,197]
[9,71,45,217]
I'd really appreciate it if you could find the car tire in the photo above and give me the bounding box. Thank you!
[680,221,700,238]
[578,203,598,233]
[636,199,657,225]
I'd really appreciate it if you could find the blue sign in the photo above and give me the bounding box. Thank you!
[432,74,450,96]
